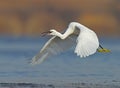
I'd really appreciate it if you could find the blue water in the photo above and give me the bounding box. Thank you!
[0,36,120,84]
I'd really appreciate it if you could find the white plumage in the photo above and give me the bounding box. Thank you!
[31,22,99,64]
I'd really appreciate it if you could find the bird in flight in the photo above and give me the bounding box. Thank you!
[31,22,110,65]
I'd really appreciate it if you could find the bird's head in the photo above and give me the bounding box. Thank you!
[40,29,58,37]
[49,29,58,36]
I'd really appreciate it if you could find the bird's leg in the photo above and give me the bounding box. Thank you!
[97,44,110,53]
[99,44,103,49]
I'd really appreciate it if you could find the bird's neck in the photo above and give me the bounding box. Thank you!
[69,22,88,31]
[54,27,74,40]
[56,22,88,40]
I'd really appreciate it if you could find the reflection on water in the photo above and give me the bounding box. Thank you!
[0,36,120,85]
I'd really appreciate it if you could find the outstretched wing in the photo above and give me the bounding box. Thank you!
[74,29,99,58]
[31,35,77,64]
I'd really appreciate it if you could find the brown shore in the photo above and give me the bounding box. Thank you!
[0,0,120,36]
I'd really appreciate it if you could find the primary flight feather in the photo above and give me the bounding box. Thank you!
[31,22,110,64]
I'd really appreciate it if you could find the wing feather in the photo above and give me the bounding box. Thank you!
[31,35,77,64]
[74,29,99,58]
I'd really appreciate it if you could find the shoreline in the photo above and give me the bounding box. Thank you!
[0,82,120,88]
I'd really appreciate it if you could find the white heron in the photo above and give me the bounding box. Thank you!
[31,22,110,64]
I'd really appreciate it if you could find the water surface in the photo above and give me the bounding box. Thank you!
[0,36,120,85]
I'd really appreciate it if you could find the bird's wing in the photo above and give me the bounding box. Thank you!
[74,29,99,58]
[31,35,77,64]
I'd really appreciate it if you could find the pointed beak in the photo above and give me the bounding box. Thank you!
[40,31,51,37]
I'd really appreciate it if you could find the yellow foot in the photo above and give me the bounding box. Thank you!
[97,48,111,53]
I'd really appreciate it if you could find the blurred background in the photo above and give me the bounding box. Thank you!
[0,0,120,85]
[0,0,120,37]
